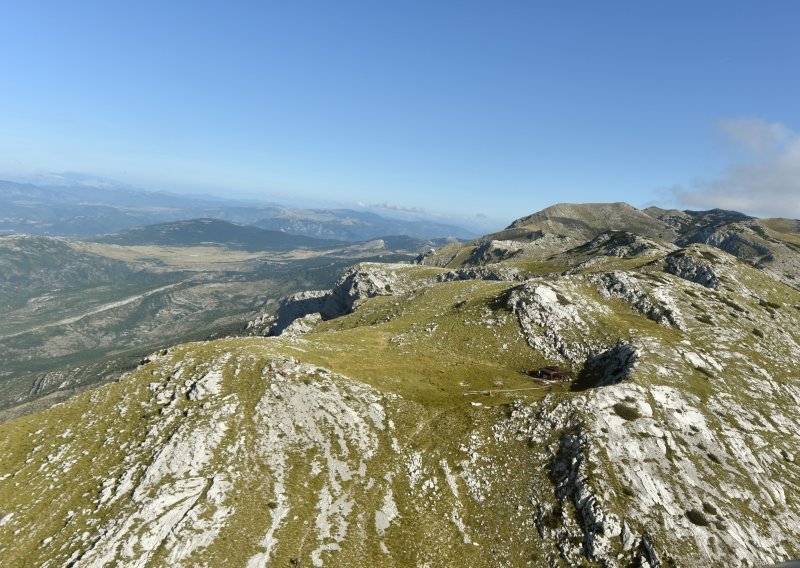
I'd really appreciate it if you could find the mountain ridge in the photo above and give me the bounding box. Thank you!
[0,179,478,241]
[91,218,342,251]
[1,201,799,566]
[508,201,669,235]
[419,201,800,291]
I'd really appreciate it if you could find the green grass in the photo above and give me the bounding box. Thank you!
[1,256,800,566]
[301,280,548,406]
[613,403,641,421]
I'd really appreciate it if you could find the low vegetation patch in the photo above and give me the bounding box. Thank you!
[556,292,572,306]
[613,403,641,421]
[686,509,712,526]
[720,297,746,313]
[696,366,715,379]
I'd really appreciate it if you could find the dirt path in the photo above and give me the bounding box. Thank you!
[0,282,183,340]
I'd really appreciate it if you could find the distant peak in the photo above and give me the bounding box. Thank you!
[506,202,656,230]
[508,202,636,227]
[683,208,752,221]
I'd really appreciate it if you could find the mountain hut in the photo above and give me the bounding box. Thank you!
[529,365,573,382]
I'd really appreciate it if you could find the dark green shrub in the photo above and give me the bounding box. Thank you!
[759,299,781,310]
[556,293,572,306]
[720,297,745,312]
[696,366,715,379]
[613,403,641,421]
[686,509,711,526]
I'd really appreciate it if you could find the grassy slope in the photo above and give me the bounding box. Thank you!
[0,265,562,566]
[0,250,799,566]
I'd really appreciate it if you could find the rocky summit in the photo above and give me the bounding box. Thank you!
[1,203,799,567]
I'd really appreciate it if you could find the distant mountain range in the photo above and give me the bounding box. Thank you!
[251,208,477,241]
[0,179,478,240]
[92,219,342,251]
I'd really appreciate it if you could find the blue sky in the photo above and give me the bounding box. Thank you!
[1,1,799,227]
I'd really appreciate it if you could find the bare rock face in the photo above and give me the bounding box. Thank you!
[507,364,800,567]
[436,265,521,282]
[464,240,525,266]
[577,342,640,388]
[270,290,330,335]
[411,247,437,265]
[578,231,673,259]
[507,281,599,363]
[279,312,323,336]
[500,399,657,567]
[268,263,410,335]
[245,313,277,336]
[698,226,771,260]
[463,233,580,267]
[320,263,408,318]
[593,271,686,329]
[662,251,721,289]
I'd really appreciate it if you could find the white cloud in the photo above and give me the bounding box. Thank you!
[370,201,426,214]
[75,178,114,189]
[675,118,800,219]
[716,118,792,155]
